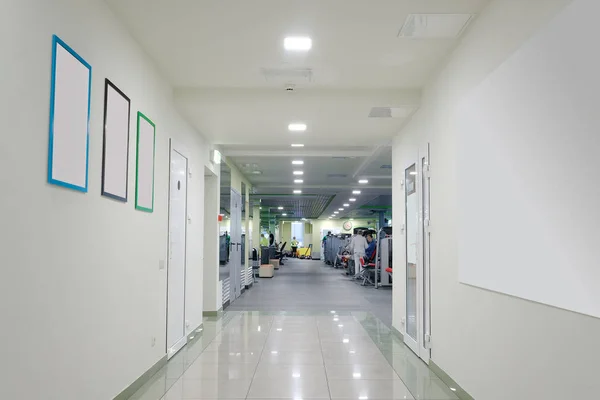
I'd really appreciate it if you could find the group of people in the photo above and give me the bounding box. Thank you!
[259,232,301,257]
[347,229,376,276]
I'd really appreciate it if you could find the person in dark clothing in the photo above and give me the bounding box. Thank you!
[269,233,275,247]
[365,233,376,260]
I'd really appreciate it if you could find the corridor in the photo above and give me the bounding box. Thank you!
[130,311,459,400]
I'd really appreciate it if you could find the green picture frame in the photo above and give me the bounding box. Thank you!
[135,111,156,212]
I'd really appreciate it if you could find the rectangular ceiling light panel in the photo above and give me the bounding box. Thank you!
[399,14,473,38]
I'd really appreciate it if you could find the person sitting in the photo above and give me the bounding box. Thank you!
[365,233,377,261]
[291,237,299,258]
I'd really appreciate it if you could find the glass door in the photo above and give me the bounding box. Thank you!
[404,163,419,354]
[403,143,432,363]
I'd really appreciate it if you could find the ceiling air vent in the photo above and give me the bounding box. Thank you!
[327,174,347,178]
[368,107,413,118]
[380,164,392,169]
[261,67,313,84]
[398,14,473,38]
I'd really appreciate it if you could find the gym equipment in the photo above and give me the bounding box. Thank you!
[376,234,393,288]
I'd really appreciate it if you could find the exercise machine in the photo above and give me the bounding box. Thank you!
[375,233,393,288]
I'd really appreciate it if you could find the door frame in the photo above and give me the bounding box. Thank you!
[417,142,431,364]
[402,143,432,363]
[166,139,190,359]
[403,161,420,355]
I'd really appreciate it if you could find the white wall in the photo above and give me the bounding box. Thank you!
[392,0,600,399]
[455,0,600,318]
[0,1,212,399]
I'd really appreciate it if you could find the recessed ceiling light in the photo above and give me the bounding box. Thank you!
[293,190,302,194]
[349,198,356,202]
[294,179,303,183]
[292,160,304,165]
[334,211,339,214]
[352,190,361,194]
[343,204,350,207]
[282,213,287,216]
[278,206,284,210]
[291,144,304,147]
[288,123,307,132]
[358,179,368,184]
[284,36,312,51]
[293,171,304,175]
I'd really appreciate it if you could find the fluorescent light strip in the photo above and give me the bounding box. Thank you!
[293,171,304,175]
[293,190,302,194]
[291,144,304,148]
[292,160,304,165]
[294,179,303,183]
[288,123,307,132]
[358,179,368,184]
[349,198,356,202]
[353,190,361,194]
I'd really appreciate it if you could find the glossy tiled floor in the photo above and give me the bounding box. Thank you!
[228,259,393,327]
[129,311,459,400]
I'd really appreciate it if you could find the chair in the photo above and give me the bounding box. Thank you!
[358,248,377,286]
[251,248,260,282]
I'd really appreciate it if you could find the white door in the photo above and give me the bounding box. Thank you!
[167,147,188,358]
[230,189,242,300]
[403,145,432,363]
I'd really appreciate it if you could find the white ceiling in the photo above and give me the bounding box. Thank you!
[107,0,490,88]
[175,87,420,147]
[107,0,491,219]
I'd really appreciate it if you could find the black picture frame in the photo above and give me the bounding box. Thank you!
[101,79,131,202]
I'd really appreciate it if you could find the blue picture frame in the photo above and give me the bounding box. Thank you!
[48,34,92,192]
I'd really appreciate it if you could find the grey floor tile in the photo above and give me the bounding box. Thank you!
[328,379,415,399]
[254,364,326,380]
[162,377,252,399]
[260,350,324,365]
[247,376,330,399]
[182,362,257,380]
[326,363,401,380]
[193,350,261,364]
